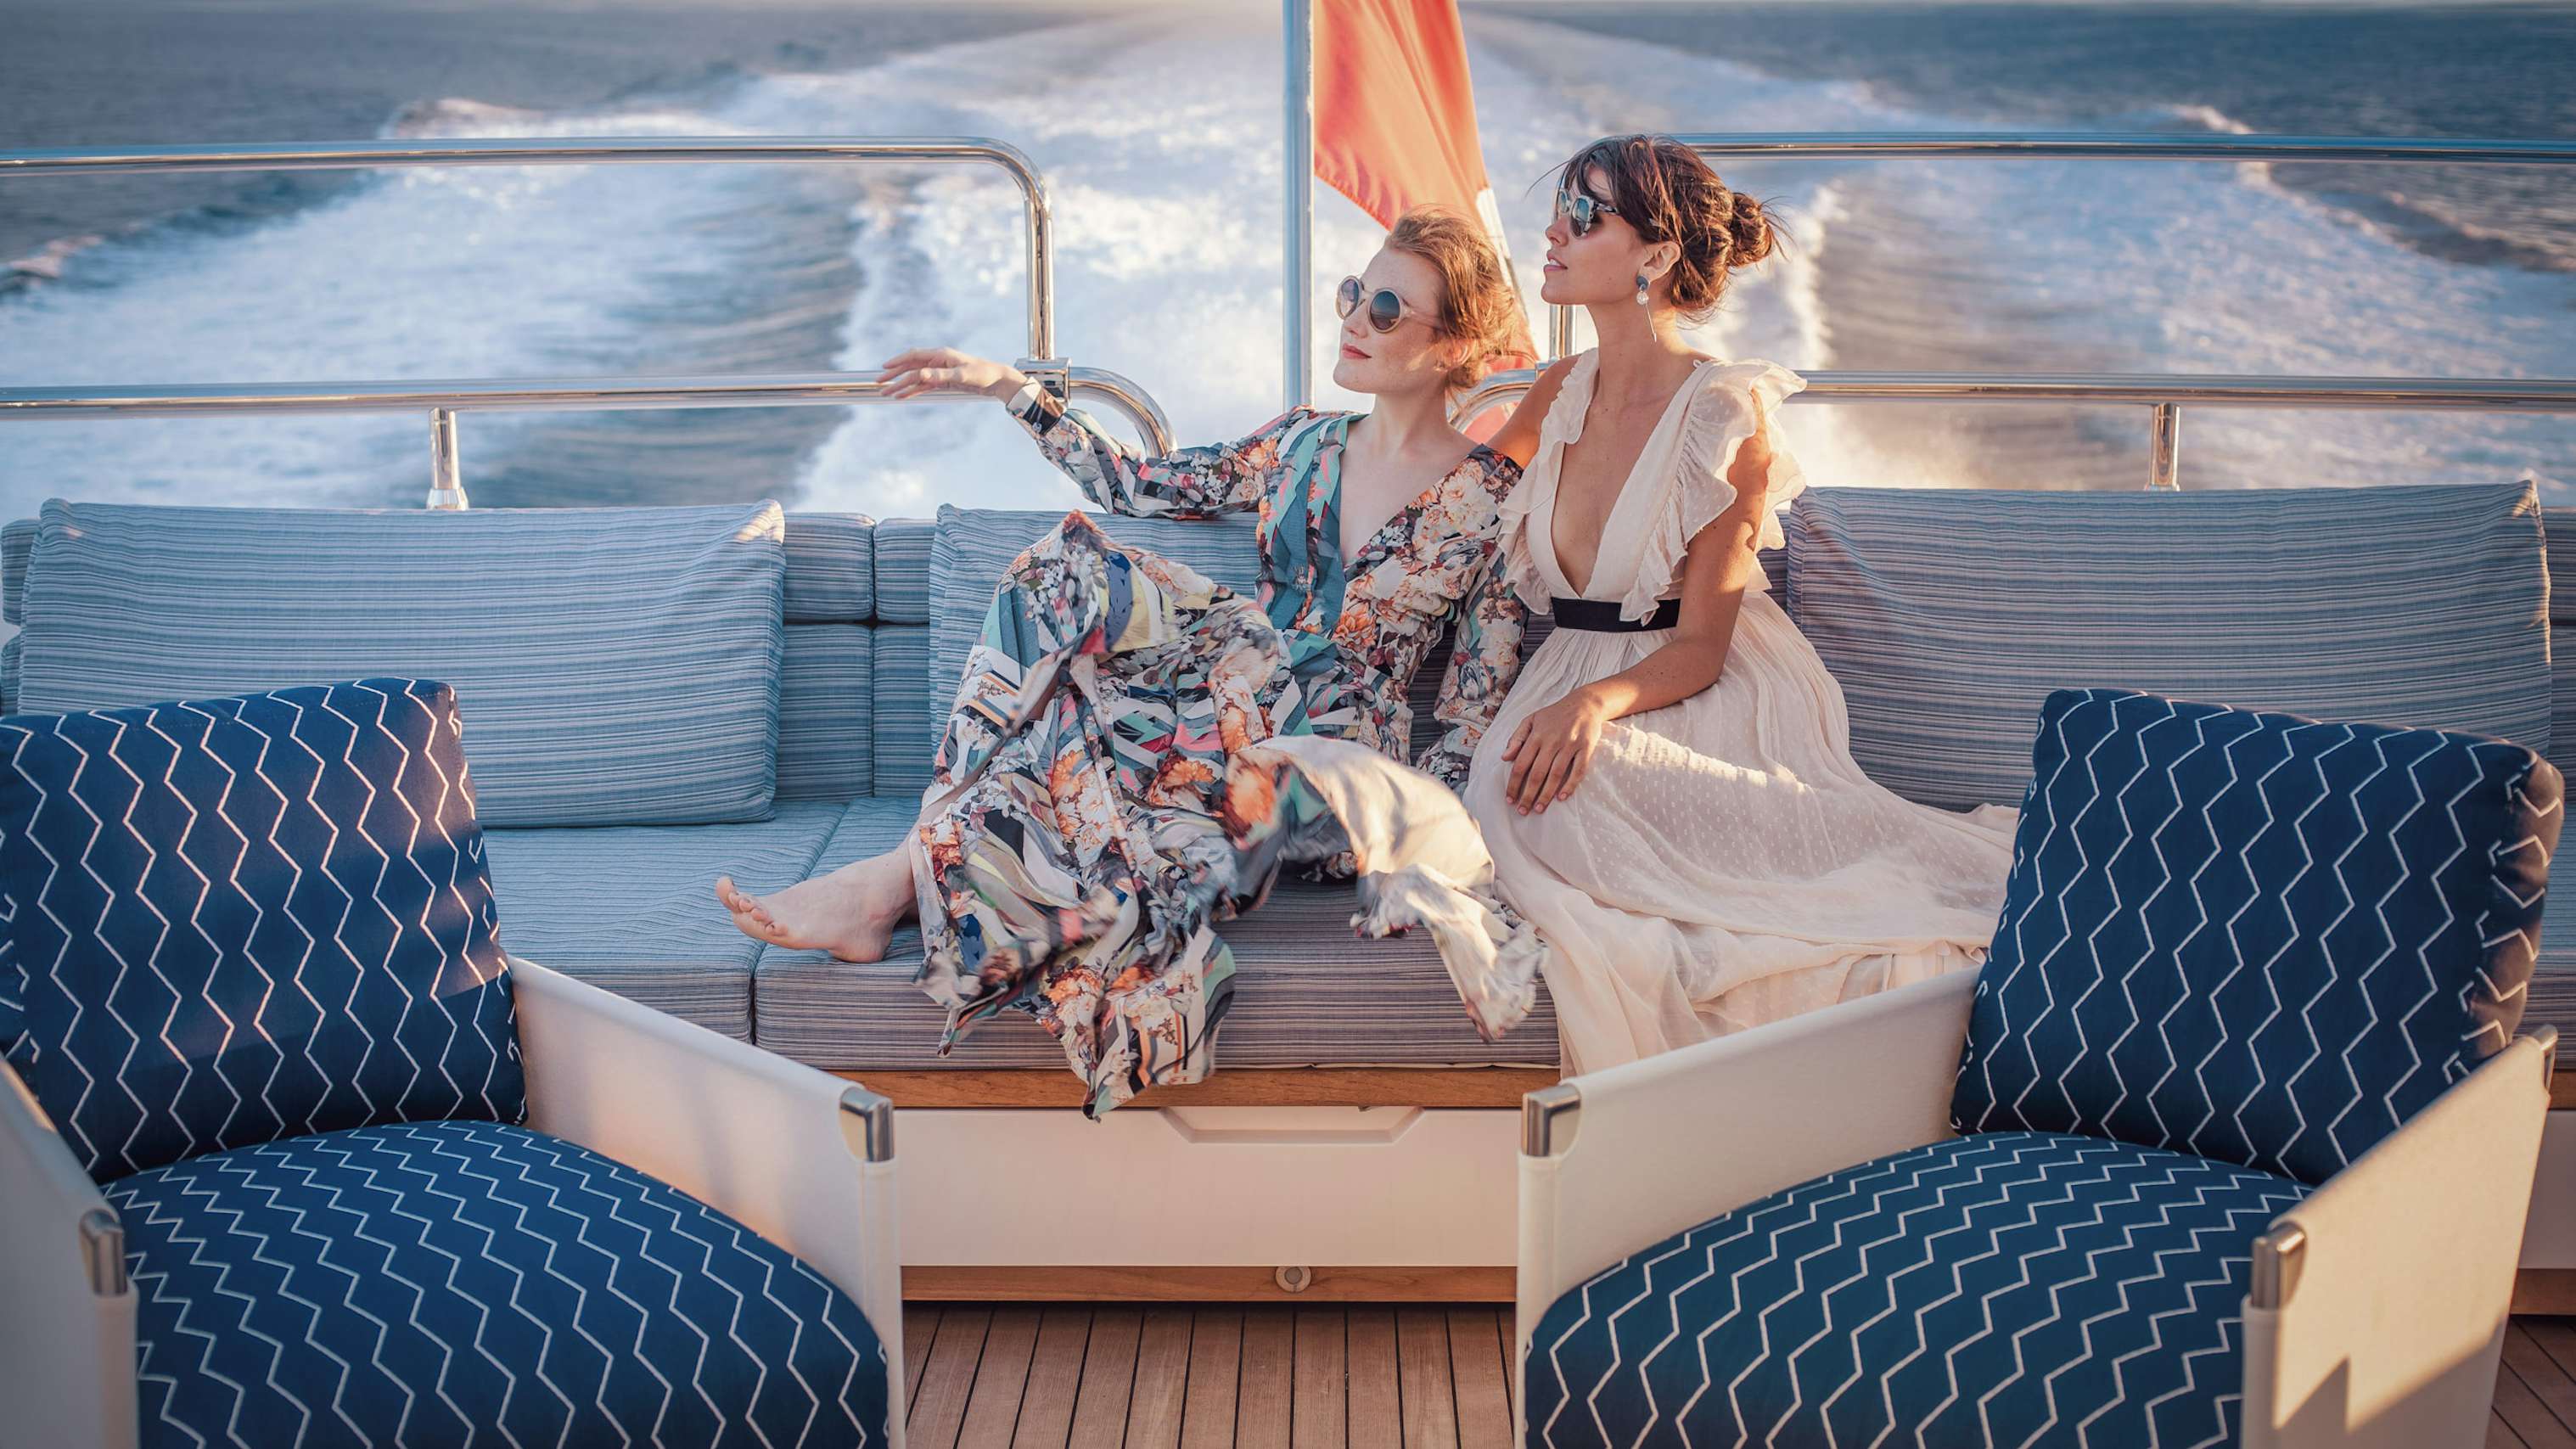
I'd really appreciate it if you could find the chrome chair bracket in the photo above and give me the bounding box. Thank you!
[79,1207,126,1297]
[2249,1225,2307,1311]
[1522,1083,1583,1158]
[839,1086,895,1164]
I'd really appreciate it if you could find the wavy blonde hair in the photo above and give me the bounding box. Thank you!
[1384,205,1526,393]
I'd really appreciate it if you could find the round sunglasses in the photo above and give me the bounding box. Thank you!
[1336,275,1427,334]
[1554,186,1620,238]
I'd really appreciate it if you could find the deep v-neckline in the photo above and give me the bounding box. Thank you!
[1546,355,1710,598]
[1328,420,1491,571]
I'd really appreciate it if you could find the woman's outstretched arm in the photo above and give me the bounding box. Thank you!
[880,346,1305,519]
[1482,356,1578,469]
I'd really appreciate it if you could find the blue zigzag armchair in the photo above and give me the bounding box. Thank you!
[0,679,905,1449]
[1517,688,2563,1449]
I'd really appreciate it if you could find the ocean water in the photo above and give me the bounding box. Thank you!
[0,0,2570,518]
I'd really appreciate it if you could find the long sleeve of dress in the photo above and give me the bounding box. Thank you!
[1414,558,1527,789]
[1019,393,1312,520]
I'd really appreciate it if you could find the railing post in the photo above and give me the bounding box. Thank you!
[427,407,467,509]
[2147,402,2181,491]
[1283,0,1314,409]
[1547,304,1574,362]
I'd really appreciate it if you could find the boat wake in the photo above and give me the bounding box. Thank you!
[0,8,2568,517]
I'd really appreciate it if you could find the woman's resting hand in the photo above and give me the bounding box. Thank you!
[1501,686,1613,814]
[878,346,1029,402]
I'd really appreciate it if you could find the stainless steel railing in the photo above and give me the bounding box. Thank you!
[0,138,1187,503]
[8,133,2573,497]
[1517,132,2576,486]
[1543,132,2576,362]
[1452,370,2576,492]
[2,138,1061,358]
[0,368,1178,474]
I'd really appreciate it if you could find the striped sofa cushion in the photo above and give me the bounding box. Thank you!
[6,508,876,801]
[780,625,873,800]
[751,798,1561,1070]
[0,517,30,623]
[871,624,936,800]
[1788,481,2551,810]
[2545,508,2576,778]
[2,679,523,1180]
[784,513,874,622]
[2540,508,2576,1042]
[3,514,873,625]
[777,515,878,801]
[872,518,934,625]
[15,500,787,827]
[928,506,1266,706]
[480,800,844,1042]
[2536,890,2576,1044]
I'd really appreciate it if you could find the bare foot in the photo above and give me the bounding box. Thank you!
[716,851,915,962]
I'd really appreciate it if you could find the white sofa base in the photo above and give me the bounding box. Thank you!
[893,1105,1521,1297]
[881,1062,2576,1306]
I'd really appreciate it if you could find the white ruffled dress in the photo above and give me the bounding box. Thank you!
[1464,353,2021,1074]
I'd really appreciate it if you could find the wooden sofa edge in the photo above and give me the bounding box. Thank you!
[835,1067,1560,1110]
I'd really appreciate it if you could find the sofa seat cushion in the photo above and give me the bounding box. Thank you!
[14,500,789,827]
[1524,1132,2308,1449]
[1789,481,2550,810]
[751,798,1560,1070]
[480,802,842,1041]
[2,679,521,1182]
[107,1120,890,1449]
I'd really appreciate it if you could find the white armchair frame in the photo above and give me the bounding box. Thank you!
[0,956,906,1449]
[1517,969,2557,1449]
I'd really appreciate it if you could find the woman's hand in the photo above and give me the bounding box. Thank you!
[1501,686,1613,814]
[878,347,1026,402]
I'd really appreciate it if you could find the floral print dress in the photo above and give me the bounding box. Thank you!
[912,396,1525,1114]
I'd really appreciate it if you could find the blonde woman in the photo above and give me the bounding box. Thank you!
[721,208,1532,1111]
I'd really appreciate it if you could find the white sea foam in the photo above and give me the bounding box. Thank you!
[0,5,2568,518]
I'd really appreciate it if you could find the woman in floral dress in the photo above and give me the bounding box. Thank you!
[719,208,1532,1113]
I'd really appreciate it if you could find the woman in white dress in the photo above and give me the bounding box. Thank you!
[1477,136,2018,1073]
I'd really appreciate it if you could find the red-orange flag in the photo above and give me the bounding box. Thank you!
[1313,0,1535,378]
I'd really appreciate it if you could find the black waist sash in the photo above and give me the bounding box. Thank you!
[1550,596,1681,632]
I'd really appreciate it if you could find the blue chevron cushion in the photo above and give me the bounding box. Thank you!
[1952,687,2562,1187]
[0,678,523,1181]
[106,1119,890,1448]
[1524,1132,2310,1449]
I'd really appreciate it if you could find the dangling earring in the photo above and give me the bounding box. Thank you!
[1635,272,1652,307]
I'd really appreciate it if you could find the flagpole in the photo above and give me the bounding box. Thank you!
[1284,0,1314,409]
